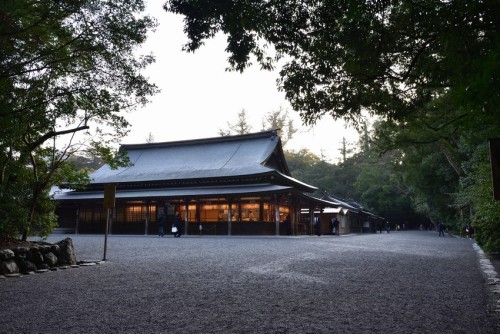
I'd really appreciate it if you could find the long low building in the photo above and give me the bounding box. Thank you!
[55,130,342,236]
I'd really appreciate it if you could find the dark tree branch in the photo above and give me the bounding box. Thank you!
[27,125,89,152]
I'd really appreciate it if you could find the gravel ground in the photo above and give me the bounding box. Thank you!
[1,231,498,334]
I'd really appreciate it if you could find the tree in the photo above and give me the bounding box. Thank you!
[219,107,297,147]
[455,143,500,252]
[353,150,421,227]
[260,107,297,146]
[218,108,253,135]
[0,1,158,239]
[146,132,156,143]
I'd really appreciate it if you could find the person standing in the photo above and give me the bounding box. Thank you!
[438,222,445,237]
[157,210,165,237]
[172,211,182,237]
[284,215,291,235]
[332,216,339,236]
[315,216,321,236]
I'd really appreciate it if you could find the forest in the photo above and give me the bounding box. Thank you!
[221,105,499,253]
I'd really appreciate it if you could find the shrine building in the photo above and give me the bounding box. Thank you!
[54,130,351,236]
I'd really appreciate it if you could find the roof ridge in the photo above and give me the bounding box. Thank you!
[120,130,279,150]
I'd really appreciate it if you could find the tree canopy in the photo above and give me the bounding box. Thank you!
[165,0,498,125]
[0,0,158,239]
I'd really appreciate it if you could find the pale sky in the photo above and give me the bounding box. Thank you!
[122,0,360,162]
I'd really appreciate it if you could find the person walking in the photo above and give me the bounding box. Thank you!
[157,210,166,237]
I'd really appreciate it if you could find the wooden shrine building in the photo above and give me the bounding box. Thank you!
[54,130,336,236]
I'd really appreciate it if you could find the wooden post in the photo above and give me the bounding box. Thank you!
[292,205,297,236]
[144,201,149,235]
[103,208,110,261]
[184,201,189,235]
[75,208,79,235]
[103,184,116,261]
[309,206,315,236]
[275,195,280,236]
[228,199,232,236]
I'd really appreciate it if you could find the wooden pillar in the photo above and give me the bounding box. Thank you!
[75,208,80,235]
[228,199,232,236]
[259,200,264,221]
[109,207,114,235]
[309,205,315,235]
[275,195,280,236]
[319,207,324,235]
[184,201,189,235]
[292,204,297,236]
[237,203,242,223]
[144,201,149,235]
[290,197,298,236]
[196,203,200,222]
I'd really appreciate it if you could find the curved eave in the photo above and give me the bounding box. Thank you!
[272,171,317,192]
[81,170,281,190]
[54,183,295,201]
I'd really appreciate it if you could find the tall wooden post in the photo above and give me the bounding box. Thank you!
[292,205,297,236]
[103,184,115,261]
[309,206,315,236]
[275,195,280,236]
[75,208,79,235]
[228,199,232,236]
[144,201,149,235]
[184,201,189,235]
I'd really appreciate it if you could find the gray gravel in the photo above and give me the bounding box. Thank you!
[1,231,498,334]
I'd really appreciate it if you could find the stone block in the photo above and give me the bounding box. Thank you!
[44,252,58,267]
[0,249,15,261]
[16,259,37,274]
[28,249,45,266]
[0,260,19,275]
[56,238,77,265]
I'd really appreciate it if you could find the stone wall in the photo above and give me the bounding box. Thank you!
[0,238,77,277]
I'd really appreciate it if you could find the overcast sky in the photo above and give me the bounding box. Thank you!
[122,0,360,162]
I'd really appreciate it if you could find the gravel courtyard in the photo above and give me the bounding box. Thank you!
[1,231,499,334]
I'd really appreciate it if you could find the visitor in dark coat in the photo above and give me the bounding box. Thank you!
[173,212,182,237]
[315,216,321,236]
[157,211,165,237]
[438,222,445,237]
[332,217,339,235]
[284,215,291,235]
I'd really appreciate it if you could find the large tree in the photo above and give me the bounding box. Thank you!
[165,0,498,125]
[0,0,158,239]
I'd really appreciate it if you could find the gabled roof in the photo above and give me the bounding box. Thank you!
[88,131,316,192]
[320,193,359,212]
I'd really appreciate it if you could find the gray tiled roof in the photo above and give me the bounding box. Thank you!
[89,131,299,185]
